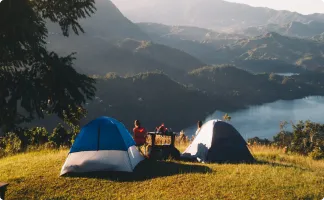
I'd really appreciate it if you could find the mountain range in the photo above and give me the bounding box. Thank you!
[46,0,205,77]
[242,21,324,38]
[45,0,324,74]
[112,0,324,31]
[24,0,324,131]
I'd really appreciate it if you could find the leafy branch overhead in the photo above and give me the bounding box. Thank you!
[0,0,97,132]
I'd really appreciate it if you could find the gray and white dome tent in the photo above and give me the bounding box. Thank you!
[182,119,254,163]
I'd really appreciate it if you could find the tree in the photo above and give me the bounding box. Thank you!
[0,0,97,132]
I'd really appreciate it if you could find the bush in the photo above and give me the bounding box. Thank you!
[273,121,324,158]
[12,127,30,148]
[248,137,271,145]
[273,131,293,147]
[44,141,58,149]
[0,132,22,156]
[49,123,71,147]
[309,147,324,160]
[26,127,49,146]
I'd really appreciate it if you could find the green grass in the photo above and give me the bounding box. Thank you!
[1,146,324,200]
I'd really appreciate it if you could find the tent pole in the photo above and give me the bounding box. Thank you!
[97,125,101,151]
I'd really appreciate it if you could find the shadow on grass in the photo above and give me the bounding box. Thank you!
[65,159,212,182]
[254,159,309,171]
[180,156,309,171]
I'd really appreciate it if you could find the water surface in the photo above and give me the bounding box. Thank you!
[201,96,324,139]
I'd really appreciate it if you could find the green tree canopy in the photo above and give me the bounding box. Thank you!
[0,0,97,132]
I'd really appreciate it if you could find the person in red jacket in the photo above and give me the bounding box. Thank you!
[133,120,147,154]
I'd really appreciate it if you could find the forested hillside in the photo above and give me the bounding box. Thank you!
[242,21,324,38]
[27,68,324,131]
[214,32,324,71]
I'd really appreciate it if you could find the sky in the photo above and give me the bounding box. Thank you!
[225,0,324,14]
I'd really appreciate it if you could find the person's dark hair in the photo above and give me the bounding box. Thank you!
[198,121,202,128]
[134,120,141,127]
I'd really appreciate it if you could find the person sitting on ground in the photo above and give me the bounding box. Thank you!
[195,120,203,136]
[156,123,167,134]
[133,120,147,154]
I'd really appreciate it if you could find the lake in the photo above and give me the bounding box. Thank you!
[191,96,324,140]
[275,73,299,76]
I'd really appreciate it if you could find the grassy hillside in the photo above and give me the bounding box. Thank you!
[1,145,323,199]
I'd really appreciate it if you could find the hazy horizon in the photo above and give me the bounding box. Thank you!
[226,0,324,15]
[111,0,324,15]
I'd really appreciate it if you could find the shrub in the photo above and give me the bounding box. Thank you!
[25,127,49,146]
[273,131,293,147]
[49,123,71,147]
[248,137,271,145]
[309,147,324,160]
[0,148,5,158]
[44,141,58,149]
[273,120,324,159]
[14,127,31,148]
[0,132,22,156]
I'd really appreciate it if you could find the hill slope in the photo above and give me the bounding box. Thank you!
[214,32,324,71]
[137,22,242,63]
[186,65,324,105]
[1,147,324,199]
[46,1,205,76]
[47,0,149,42]
[27,69,324,132]
[112,0,324,31]
[27,72,222,131]
[242,21,324,38]
[117,39,205,72]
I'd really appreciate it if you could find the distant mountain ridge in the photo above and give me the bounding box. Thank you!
[241,21,324,38]
[137,22,243,64]
[214,32,324,71]
[46,0,324,76]
[112,0,324,31]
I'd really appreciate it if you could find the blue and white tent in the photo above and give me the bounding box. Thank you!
[60,117,144,176]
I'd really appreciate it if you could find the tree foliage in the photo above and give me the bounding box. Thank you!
[0,0,97,132]
[272,120,324,158]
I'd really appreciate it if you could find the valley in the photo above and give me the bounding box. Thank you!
[8,0,324,137]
